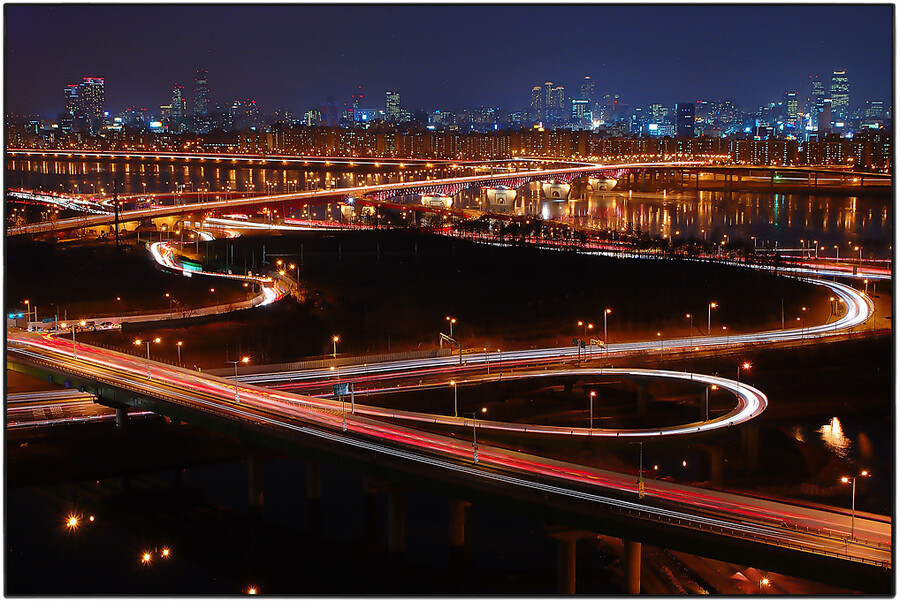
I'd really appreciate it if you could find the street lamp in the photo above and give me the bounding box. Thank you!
[229,356,250,402]
[708,302,717,335]
[834,244,840,260]
[841,470,870,539]
[759,577,769,593]
[686,313,693,350]
[176,341,183,367]
[71,320,86,358]
[450,380,458,417]
[603,308,612,364]
[134,337,161,378]
[465,408,487,463]
[737,361,750,392]
[446,316,456,338]
[332,335,339,358]
[589,390,596,432]
[705,384,718,422]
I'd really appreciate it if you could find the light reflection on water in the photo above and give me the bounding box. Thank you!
[6,160,894,256]
[817,416,853,459]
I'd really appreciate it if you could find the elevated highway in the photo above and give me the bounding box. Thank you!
[6,324,890,591]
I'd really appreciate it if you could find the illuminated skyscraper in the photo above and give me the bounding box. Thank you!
[170,83,185,127]
[194,68,209,117]
[385,91,401,121]
[783,92,798,121]
[810,75,826,116]
[580,76,595,107]
[676,103,695,138]
[830,69,849,118]
[80,77,105,123]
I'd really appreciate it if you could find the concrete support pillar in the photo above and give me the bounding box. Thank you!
[248,453,263,511]
[709,445,724,489]
[636,382,648,414]
[387,486,405,555]
[624,539,642,594]
[307,460,323,538]
[115,406,128,429]
[741,423,760,474]
[557,537,577,595]
[364,477,380,550]
[449,499,471,589]
[449,499,469,547]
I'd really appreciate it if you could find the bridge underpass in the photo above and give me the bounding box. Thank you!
[7,339,890,594]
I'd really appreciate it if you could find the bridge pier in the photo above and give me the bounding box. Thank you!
[247,453,264,514]
[624,539,642,594]
[449,499,471,588]
[387,485,405,555]
[554,534,578,594]
[636,382,649,415]
[741,423,760,474]
[364,477,380,551]
[707,445,725,489]
[115,406,128,429]
[307,460,323,538]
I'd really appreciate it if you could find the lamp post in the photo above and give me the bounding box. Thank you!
[134,337,161,378]
[705,384,717,422]
[841,470,869,539]
[71,321,86,358]
[631,441,645,498]
[656,331,663,355]
[686,313,693,351]
[465,408,487,463]
[834,244,840,261]
[176,341,183,367]
[450,380,458,417]
[589,390,596,432]
[603,309,612,362]
[708,302,717,335]
[229,356,250,402]
[759,577,769,594]
[332,335,339,358]
[446,316,456,338]
[737,361,750,392]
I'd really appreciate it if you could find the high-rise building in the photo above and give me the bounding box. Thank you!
[783,92,798,121]
[830,69,849,118]
[385,91,401,121]
[818,98,832,133]
[64,84,81,116]
[676,103,695,138]
[580,76,595,106]
[194,68,209,117]
[571,98,590,122]
[810,75,825,115]
[865,100,885,120]
[530,85,543,120]
[80,77,105,128]
[170,83,185,126]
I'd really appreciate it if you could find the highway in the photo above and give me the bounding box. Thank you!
[6,389,154,428]
[6,327,891,570]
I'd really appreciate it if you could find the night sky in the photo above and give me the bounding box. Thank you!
[5,4,893,117]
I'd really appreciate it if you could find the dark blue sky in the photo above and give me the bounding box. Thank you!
[5,4,893,117]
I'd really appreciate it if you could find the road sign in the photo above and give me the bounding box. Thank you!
[572,337,579,347]
[638,479,645,498]
[333,382,350,396]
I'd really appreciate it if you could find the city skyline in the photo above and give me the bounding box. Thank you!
[5,4,893,117]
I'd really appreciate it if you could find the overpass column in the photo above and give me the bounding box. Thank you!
[449,499,471,588]
[708,445,724,489]
[552,533,578,594]
[115,406,128,429]
[248,452,264,513]
[741,423,760,474]
[364,477,380,550]
[307,460,323,538]
[387,485,405,555]
[636,382,649,414]
[624,539,642,594]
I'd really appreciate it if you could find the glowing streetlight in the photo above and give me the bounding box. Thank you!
[446,316,456,338]
[332,335,339,358]
[589,390,596,432]
[759,577,769,593]
[708,302,717,335]
[134,337,161,378]
[450,380,458,417]
[229,357,250,402]
[176,341,183,367]
[603,308,612,364]
[841,470,870,539]
[737,361,751,391]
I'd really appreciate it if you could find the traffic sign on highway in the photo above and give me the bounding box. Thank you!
[333,382,350,396]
